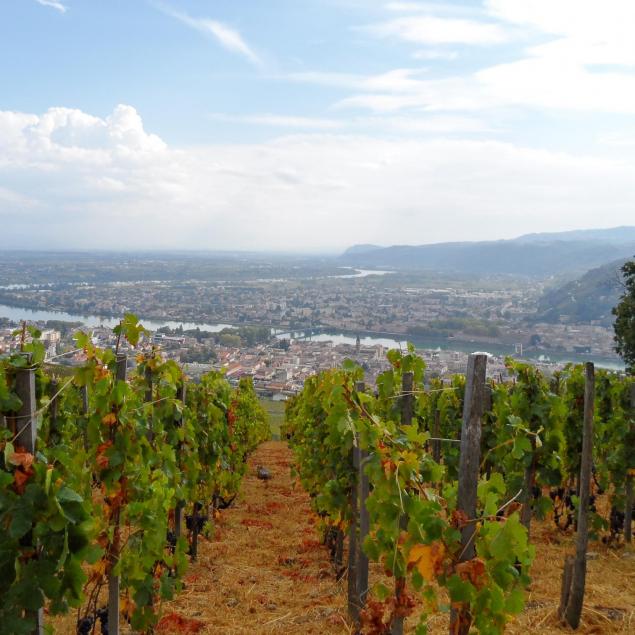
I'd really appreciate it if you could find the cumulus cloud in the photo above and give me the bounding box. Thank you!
[2,105,635,251]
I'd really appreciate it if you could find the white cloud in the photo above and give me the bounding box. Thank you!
[2,105,635,250]
[209,113,343,130]
[155,4,261,66]
[412,49,459,61]
[361,15,509,45]
[210,111,489,134]
[323,1,635,115]
[35,0,68,13]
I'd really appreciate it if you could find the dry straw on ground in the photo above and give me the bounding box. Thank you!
[52,440,634,634]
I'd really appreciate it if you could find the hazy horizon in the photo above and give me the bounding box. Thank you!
[0,224,631,257]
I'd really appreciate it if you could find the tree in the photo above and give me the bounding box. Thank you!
[613,259,635,372]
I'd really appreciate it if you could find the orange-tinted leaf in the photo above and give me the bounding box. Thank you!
[456,557,488,589]
[407,542,446,581]
[9,451,34,469]
[14,467,34,494]
[102,413,117,426]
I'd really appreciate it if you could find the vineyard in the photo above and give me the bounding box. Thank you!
[1,321,634,634]
[283,347,635,634]
[0,317,269,635]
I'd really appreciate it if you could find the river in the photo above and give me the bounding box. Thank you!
[0,303,624,370]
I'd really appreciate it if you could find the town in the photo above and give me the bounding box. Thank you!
[0,269,619,362]
[0,317,592,402]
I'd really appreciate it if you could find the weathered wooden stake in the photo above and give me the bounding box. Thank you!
[520,437,537,535]
[355,381,370,606]
[175,382,186,541]
[357,446,370,610]
[558,556,575,620]
[108,354,127,635]
[564,362,594,630]
[483,383,492,414]
[191,502,200,561]
[353,381,370,624]
[391,372,414,635]
[14,359,45,635]
[432,409,441,464]
[49,379,58,433]
[145,365,154,442]
[347,444,360,624]
[80,384,89,415]
[449,353,487,635]
[335,529,344,570]
[624,384,634,543]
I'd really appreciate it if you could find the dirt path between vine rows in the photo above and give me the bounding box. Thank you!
[158,440,351,634]
[160,440,635,635]
[50,439,635,633]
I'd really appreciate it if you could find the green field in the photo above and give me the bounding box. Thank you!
[260,397,286,440]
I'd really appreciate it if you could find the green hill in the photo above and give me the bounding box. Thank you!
[536,259,629,325]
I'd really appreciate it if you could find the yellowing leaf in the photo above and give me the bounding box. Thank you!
[101,413,117,426]
[407,542,445,581]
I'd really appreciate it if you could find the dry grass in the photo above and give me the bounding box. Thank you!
[158,440,349,634]
[50,441,635,633]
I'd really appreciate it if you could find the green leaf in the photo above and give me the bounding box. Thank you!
[4,441,15,465]
[446,574,473,603]
[10,508,33,539]
[505,587,525,614]
[56,487,83,504]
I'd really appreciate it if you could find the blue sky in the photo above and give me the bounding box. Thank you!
[2,0,635,251]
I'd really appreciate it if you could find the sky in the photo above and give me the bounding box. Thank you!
[1,0,635,252]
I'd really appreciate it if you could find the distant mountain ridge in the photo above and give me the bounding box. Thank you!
[341,227,635,276]
[342,244,383,256]
[515,226,635,244]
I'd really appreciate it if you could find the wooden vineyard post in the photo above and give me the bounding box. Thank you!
[356,381,370,618]
[108,353,127,635]
[190,370,200,564]
[558,556,575,620]
[449,353,488,635]
[483,383,492,415]
[520,437,537,535]
[335,528,344,572]
[14,358,45,635]
[347,380,369,628]
[391,372,414,635]
[80,384,89,416]
[80,384,89,449]
[432,409,441,464]
[562,362,594,630]
[625,384,635,543]
[358,445,370,610]
[174,382,186,542]
[49,379,58,432]
[482,384,493,478]
[190,502,200,561]
[145,364,154,442]
[347,442,359,624]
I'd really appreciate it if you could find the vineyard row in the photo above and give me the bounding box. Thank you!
[283,347,634,634]
[0,317,270,635]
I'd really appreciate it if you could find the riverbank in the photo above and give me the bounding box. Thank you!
[0,302,624,370]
